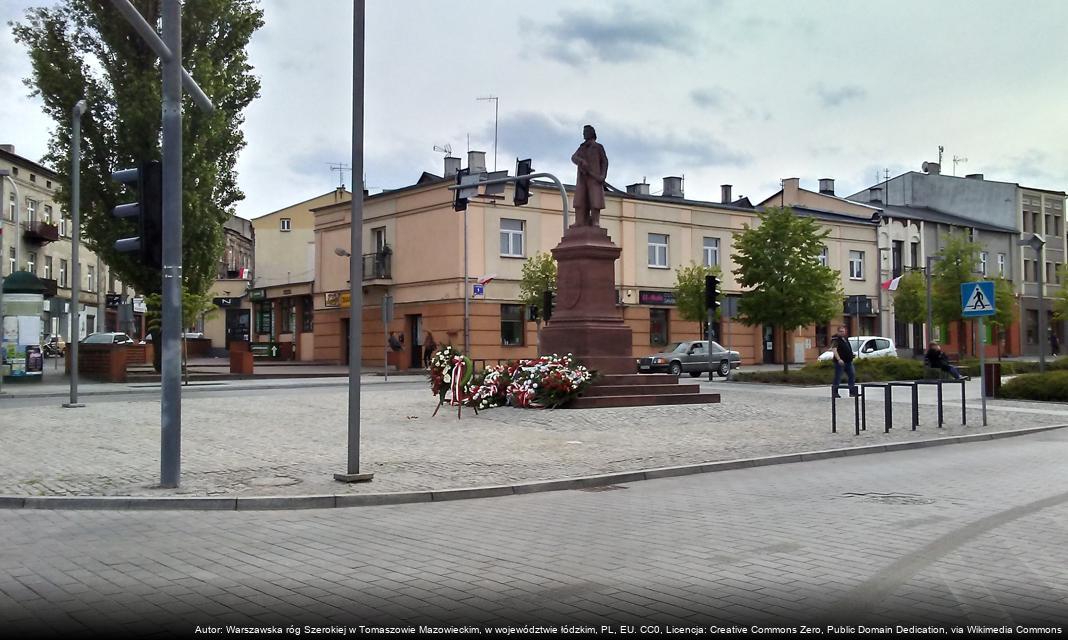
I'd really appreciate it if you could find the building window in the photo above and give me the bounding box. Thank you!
[648,233,669,268]
[1047,262,1055,284]
[1026,309,1039,345]
[500,304,524,346]
[702,237,720,267]
[8,248,14,275]
[44,256,52,280]
[109,271,117,293]
[255,302,273,336]
[46,180,51,189]
[980,252,988,277]
[29,173,36,183]
[815,324,830,349]
[59,217,67,236]
[499,218,524,258]
[998,253,1006,277]
[819,246,829,267]
[44,204,53,223]
[302,295,314,332]
[910,242,920,268]
[59,259,67,287]
[87,265,95,292]
[372,226,387,253]
[849,251,864,280]
[26,251,36,274]
[649,308,669,346]
[1057,263,1063,285]
[280,218,292,232]
[26,199,36,224]
[86,315,95,335]
[7,192,13,219]
[280,298,296,334]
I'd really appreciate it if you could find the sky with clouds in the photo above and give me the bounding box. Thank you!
[2,0,1067,219]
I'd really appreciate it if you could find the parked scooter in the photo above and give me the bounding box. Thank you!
[43,336,66,358]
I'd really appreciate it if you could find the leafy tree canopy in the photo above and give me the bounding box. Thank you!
[891,271,927,325]
[13,0,263,296]
[519,251,557,322]
[673,261,722,324]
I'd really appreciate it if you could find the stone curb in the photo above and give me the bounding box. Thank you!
[1,424,1064,511]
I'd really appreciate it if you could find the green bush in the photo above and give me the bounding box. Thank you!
[733,356,925,385]
[1000,371,1068,401]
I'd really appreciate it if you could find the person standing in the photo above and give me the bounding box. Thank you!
[423,331,437,368]
[831,325,857,398]
[1050,331,1060,357]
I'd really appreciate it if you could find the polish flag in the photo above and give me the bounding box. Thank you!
[881,275,902,291]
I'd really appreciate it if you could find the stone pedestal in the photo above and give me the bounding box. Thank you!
[540,225,634,374]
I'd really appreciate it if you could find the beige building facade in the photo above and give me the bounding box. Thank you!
[312,163,881,369]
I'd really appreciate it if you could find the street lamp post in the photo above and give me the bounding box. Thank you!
[925,255,942,347]
[0,171,21,397]
[65,99,88,409]
[1019,233,1047,373]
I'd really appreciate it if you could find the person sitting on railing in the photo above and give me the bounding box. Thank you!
[924,341,967,380]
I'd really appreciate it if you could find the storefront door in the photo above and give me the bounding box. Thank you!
[762,325,776,364]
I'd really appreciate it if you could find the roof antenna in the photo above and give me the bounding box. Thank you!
[328,162,351,189]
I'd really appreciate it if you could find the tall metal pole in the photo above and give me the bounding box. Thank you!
[335,0,372,483]
[159,0,183,488]
[1038,245,1046,373]
[463,208,470,355]
[979,316,987,426]
[64,100,88,408]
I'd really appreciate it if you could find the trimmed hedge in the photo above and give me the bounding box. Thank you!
[733,357,926,385]
[957,357,1068,377]
[999,371,1068,401]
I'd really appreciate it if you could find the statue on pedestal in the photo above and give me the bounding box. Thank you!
[571,124,608,227]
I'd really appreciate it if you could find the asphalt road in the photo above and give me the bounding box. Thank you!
[2,428,1066,637]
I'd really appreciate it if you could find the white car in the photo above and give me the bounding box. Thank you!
[817,336,897,362]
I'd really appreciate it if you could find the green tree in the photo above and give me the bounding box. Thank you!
[931,233,981,355]
[13,0,263,298]
[989,277,1015,359]
[144,287,218,380]
[732,207,842,373]
[518,252,556,354]
[891,271,927,325]
[1053,265,1068,322]
[673,261,722,337]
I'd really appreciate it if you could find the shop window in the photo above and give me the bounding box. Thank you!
[500,304,524,346]
[280,299,296,334]
[256,303,273,336]
[650,308,669,346]
[815,324,830,349]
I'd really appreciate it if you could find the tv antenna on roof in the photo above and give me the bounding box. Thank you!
[953,155,968,176]
[433,143,453,156]
[328,162,351,189]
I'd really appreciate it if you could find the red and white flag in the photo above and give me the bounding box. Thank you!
[881,275,902,291]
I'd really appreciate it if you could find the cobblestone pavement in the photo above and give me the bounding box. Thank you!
[1,429,1066,635]
[1,378,1067,497]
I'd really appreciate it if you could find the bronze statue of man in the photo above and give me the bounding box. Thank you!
[571,124,608,226]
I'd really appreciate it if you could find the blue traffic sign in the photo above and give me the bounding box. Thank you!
[472,283,485,298]
[961,281,996,318]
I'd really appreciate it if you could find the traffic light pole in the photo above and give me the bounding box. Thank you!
[112,0,214,488]
[449,172,571,234]
[159,0,183,488]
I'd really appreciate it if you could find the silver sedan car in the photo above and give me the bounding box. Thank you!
[637,340,742,377]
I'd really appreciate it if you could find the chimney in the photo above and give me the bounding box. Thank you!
[443,156,461,178]
[467,151,486,176]
[721,184,732,204]
[868,186,883,204]
[965,173,984,180]
[626,181,650,195]
[922,161,941,175]
[662,176,683,198]
[818,178,835,195]
[0,144,13,154]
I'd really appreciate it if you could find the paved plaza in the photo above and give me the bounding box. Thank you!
[1,428,1066,634]
[0,377,1067,497]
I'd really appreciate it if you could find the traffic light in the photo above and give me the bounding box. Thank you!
[453,167,469,212]
[112,160,162,270]
[542,290,554,322]
[705,274,721,311]
[514,158,533,206]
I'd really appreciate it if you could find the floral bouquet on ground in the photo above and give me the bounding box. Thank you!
[505,353,594,409]
[428,345,474,405]
[467,362,514,410]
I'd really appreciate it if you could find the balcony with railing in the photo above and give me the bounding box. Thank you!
[362,251,392,283]
[24,220,61,244]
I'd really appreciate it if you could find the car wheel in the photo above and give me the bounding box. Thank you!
[669,362,683,377]
[718,360,731,377]
[688,371,701,378]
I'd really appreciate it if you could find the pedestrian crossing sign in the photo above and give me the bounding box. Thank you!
[961,281,996,318]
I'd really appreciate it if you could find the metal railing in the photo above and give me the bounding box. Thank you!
[362,252,391,280]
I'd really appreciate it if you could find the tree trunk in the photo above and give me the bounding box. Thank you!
[535,319,542,356]
[957,320,967,358]
[781,326,790,374]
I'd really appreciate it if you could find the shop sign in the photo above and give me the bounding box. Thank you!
[249,289,266,301]
[638,290,676,306]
